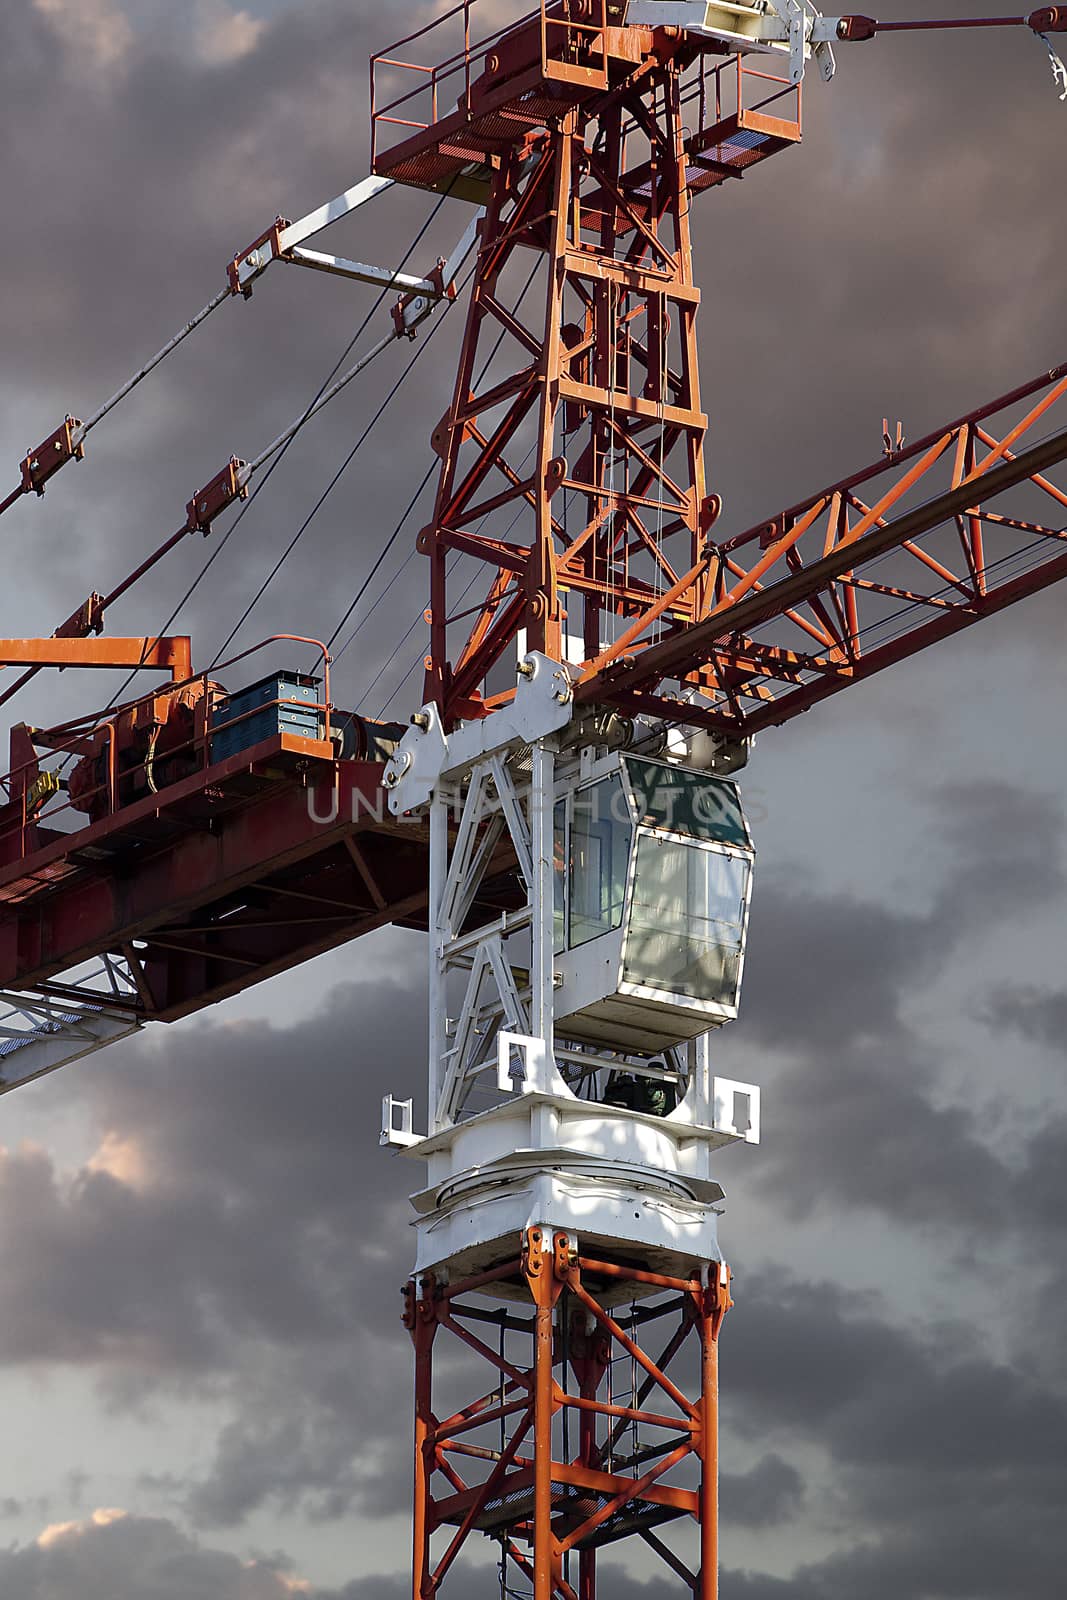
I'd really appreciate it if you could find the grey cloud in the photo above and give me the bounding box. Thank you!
[725,1267,1067,1476]
[720,1453,805,1529]
[0,0,1063,736]
[0,0,461,727]
[726,779,1067,1225]
[782,1491,1067,1600]
[0,976,427,1525]
[714,1267,1067,1598]
[183,1347,412,1528]
[0,1510,308,1599]
[983,982,1067,1053]
[0,977,425,1372]
[0,0,1065,1590]
[742,778,1065,1053]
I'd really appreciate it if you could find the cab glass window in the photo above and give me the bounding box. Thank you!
[567,774,632,948]
[623,758,750,848]
[623,836,749,1005]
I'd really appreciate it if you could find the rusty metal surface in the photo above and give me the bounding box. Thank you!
[406,1228,731,1598]
[576,367,1067,735]
[411,21,795,726]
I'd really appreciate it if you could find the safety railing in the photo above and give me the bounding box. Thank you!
[688,50,801,138]
[541,0,608,89]
[370,0,612,167]
[370,0,539,167]
[0,636,332,872]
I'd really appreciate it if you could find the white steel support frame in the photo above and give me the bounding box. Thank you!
[429,737,566,1134]
[381,657,760,1264]
[0,954,142,1095]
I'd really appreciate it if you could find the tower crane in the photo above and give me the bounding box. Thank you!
[1,3,1065,1598]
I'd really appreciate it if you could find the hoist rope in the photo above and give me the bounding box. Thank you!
[0,286,233,522]
[205,192,463,666]
[46,190,457,733]
[327,259,541,667]
[209,281,465,667]
[79,287,233,442]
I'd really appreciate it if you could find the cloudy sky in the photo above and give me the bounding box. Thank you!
[1,0,1066,1595]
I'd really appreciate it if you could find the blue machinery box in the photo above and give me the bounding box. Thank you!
[210,672,324,763]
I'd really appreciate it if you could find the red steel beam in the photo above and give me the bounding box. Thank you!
[0,636,192,680]
[407,1231,728,1599]
[576,384,1067,735]
[0,745,428,1017]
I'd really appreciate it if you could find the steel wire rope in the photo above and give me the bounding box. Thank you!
[327,260,542,665]
[43,192,457,781]
[209,266,471,669]
[90,190,457,724]
[364,432,548,716]
[730,529,1067,715]
[0,286,233,522]
[369,470,586,720]
[207,197,462,665]
[713,420,1067,705]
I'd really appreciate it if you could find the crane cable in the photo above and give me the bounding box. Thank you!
[326,259,542,665]
[41,190,459,765]
[364,436,544,716]
[0,286,232,522]
[209,274,469,667]
[0,187,458,721]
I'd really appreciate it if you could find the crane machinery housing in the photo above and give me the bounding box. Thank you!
[1,2,1066,1598]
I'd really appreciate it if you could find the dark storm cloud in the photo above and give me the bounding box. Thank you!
[0,1510,309,1599]
[720,1454,805,1529]
[0,0,1065,1593]
[725,777,1064,1224]
[0,0,464,727]
[718,1266,1067,1599]
[726,1268,1067,1479]
[742,778,1065,1052]
[984,981,1067,1053]
[183,1348,413,1528]
[0,978,424,1370]
[1,976,428,1522]
[752,1490,1067,1600]
[0,0,1063,732]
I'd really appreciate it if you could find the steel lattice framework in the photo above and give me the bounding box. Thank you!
[373,2,802,727]
[373,4,1067,737]
[0,5,1064,1599]
[407,1229,731,1600]
[576,362,1067,734]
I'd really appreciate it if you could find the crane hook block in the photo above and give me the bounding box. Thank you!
[836,15,877,41]
[19,416,85,497]
[1029,6,1067,29]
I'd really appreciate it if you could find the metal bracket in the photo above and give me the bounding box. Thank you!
[712,1076,761,1143]
[384,653,573,815]
[625,0,837,82]
[228,174,394,297]
[381,1094,425,1148]
[228,174,484,330]
[496,1030,552,1096]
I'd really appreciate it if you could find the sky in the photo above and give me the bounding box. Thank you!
[1,0,1067,1595]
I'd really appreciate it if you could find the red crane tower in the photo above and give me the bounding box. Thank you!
[0,3,1066,1598]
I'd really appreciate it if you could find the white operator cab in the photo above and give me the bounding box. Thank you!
[380,661,762,1292]
[553,751,754,1058]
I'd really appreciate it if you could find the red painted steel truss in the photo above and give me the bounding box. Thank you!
[577,362,1067,735]
[371,3,802,727]
[375,3,1067,741]
[407,1228,731,1600]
